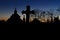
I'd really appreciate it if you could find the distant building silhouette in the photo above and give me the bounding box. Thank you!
[7,8,22,24]
[0,20,5,24]
[22,5,35,23]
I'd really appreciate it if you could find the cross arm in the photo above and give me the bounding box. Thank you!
[30,10,35,14]
[22,10,26,14]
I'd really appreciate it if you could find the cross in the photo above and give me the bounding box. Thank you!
[22,5,35,23]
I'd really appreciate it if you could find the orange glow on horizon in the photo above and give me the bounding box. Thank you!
[0,15,55,23]
[0,16,10,21]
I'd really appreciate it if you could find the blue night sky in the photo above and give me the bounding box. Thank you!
[0,0,60,20]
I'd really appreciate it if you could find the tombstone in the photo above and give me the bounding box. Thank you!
[22,5,35,23]
[23,14,25,22]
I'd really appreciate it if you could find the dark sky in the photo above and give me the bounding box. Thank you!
[0,0,60,20]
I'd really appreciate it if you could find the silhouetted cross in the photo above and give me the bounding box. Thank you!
[22,5,35,23]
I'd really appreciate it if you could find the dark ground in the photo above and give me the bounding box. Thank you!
[0,20,60,33]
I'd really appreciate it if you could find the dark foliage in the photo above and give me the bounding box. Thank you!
[0,5,60,33]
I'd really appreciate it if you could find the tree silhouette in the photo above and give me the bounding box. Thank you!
[7,8,22,24]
